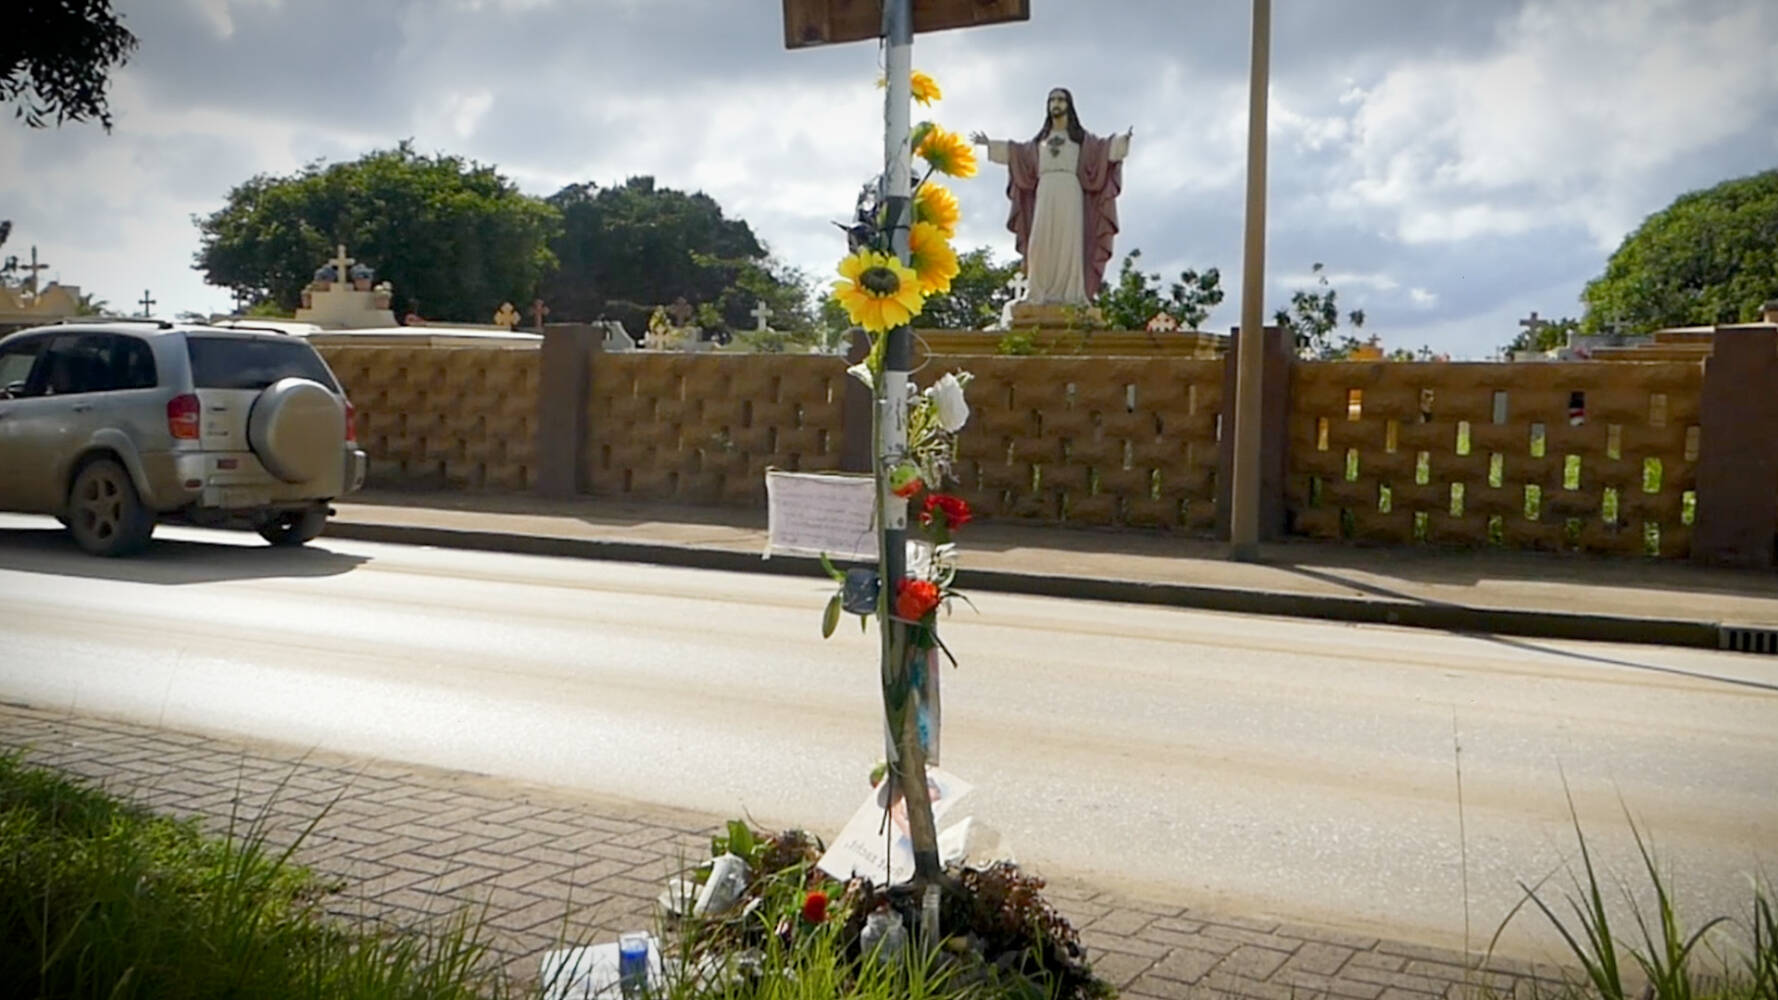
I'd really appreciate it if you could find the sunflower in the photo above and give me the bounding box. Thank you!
[907,222,960,296]
[875,70,943,106]
[910,70,942,106]
[833,250,925,333]
[916,125,977,179]
[913,182,960,238]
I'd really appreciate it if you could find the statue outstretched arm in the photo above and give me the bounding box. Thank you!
[1110,127,1133,162]
[971,131,1010,165]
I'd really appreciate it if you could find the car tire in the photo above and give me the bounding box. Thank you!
[66,458,155,557]
[258,503,328,547]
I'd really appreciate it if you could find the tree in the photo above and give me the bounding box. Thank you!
[1092,249,1224,331]
[541,177,781,336]
[919,247,1020,330]
[1274,262,1366,359]
[1581,169,1778,332]
[193,143,561,321]
[4,1,138,131]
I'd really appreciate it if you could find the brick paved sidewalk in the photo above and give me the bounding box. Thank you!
[0,704,1563,999]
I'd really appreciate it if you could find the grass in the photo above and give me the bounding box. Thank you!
[0,750,507,1000]
[0,753,1083,1000]
[1485,782,1777,1000]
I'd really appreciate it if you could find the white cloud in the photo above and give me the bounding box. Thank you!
[1333,0,1778,247]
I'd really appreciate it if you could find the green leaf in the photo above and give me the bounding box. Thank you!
[821,592,842,639]
[818,552,846,584]
[726,820,756,860]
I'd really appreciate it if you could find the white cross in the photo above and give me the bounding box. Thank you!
[1006,271,1030,302]
[751,301,774,331]
[329,244,355,279]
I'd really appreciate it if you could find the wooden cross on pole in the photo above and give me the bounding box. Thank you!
[20,246,50,294]
[137,289,157,317]
[750,300,774,331]
[531,298,550,331]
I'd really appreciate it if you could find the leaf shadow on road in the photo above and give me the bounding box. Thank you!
[0,528,371,586]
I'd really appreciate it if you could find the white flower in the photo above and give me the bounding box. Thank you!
[925,372,970,432]
[846,362,874,389]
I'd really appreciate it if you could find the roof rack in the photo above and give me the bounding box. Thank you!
[204,321,296,336]
[58,316,176,330]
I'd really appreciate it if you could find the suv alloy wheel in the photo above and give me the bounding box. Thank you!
[67,457,156,557]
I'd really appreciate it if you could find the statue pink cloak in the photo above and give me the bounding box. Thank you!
[1000,132,1124,300]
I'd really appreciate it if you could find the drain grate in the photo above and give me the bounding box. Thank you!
[1720,625,1778,654]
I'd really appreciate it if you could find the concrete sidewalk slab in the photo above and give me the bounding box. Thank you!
[0,703,1568,999]
[327,491,1778,651]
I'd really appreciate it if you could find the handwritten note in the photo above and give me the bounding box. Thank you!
[765,470,878,561]
[817,767,973,885]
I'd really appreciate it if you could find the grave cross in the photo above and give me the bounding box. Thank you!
[1518,311,1545,339]
[531,297,550,331]
[751,300,774,331]
[19,246,49,294]
[666,298,695,326]
[328,244,355,281]
[137,289,157,317]
[1005,270,1030,302]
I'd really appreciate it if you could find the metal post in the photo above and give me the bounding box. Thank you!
[877,0,944,891]
[1229,0,1271,562]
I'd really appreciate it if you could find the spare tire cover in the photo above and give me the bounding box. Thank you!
[248,377,344,484]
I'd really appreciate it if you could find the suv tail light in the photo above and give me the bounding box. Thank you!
[344,400,357,442]
[167,393,200,440]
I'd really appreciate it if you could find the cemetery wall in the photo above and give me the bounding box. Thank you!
[583,352,849,504]
[922,354,1227,531]
[1287,360,1702,556]
[319,345,540,490]
[320,329,1764,562]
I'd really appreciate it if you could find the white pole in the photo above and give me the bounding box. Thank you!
[1230,0,1271,561]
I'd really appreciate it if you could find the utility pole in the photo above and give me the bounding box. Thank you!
[1229,0,1271,562]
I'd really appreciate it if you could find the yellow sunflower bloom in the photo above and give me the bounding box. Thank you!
[913,182,960,238]
[833,250,926,333]
[875,70,943,106]
[910,71,942,106]
[917,125,977,179]
[907,223,960,296]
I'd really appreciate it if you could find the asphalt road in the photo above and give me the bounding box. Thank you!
[2,513,1775,961]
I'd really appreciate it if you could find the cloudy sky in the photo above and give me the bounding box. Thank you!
[4,0,1775,357]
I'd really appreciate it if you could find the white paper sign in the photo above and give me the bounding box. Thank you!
[817,767,972,885]
[765,470,878,561]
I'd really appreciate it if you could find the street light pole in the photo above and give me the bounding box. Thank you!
[1229,0,1271,562]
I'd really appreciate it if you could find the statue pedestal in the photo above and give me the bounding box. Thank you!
[1008,301,1104,329]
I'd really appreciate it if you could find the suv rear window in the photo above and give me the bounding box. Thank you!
[185,336,339,392]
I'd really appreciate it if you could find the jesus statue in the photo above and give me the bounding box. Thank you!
[972,88,1131,307]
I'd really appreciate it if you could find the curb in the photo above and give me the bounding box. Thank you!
[323,520,1727,651]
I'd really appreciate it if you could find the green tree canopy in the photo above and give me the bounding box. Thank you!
[4,1,137,131]
[920,247,1021,330]
[193,142,561,321]
[1092,249,1225,331]
[543,176,791,337]
[1582,169,1778,332]
[1275,262,1366,359]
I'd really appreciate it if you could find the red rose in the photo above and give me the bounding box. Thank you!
[920,493,972,531]
[801,890,829,924]
[895,578,941,621]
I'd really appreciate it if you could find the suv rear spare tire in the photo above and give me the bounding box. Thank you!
[67,458,155,556]
[249,377,344,484]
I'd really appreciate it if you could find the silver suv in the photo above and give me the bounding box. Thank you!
[0,320,367,556]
